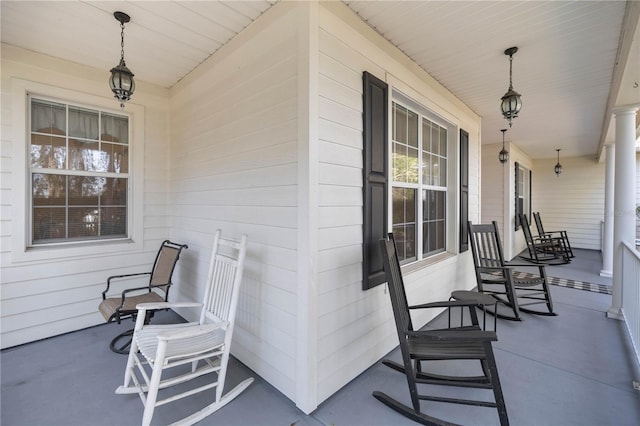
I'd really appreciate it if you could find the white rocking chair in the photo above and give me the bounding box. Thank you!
[116,230,251,426]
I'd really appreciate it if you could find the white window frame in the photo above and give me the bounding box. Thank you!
[11,78,144,262]
[389,89,457,265]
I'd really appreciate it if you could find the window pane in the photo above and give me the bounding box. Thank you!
[32,174,66,206]
[423,189,446,256]
[31,100,66,134]
[102,178,128,206]
[101,207,127,236]
[439,126,447,156]
[105,143,128,173]
[407,147,419,184]
[421,153,430,185]
[392,188,416,262]
[68,176,102,206]
[33,207,66,241]
[422,119,432,152]
[431,124,440,155]
[394,104,407,144]
[407,110,418,148]
[69,106,99,140]
[69,138,104,171]
[432,155,447,187]
[392,142,407,182]
[102,113,129,144]
[31,134,66,169]
[68,207,99,238]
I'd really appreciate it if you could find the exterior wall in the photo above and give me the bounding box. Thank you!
[532,156,605,250]
[0,44,171,348]
[316,2,481,405]
[481,142,507,237]
[167,3,300,403]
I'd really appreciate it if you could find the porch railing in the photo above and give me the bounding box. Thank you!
[621,240,640,367]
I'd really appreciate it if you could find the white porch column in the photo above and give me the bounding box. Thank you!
[607,105,639,320]
[600,144,614,277]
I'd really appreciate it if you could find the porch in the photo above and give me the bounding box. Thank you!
[2,249,639,426]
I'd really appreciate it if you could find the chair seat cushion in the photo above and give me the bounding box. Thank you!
[98,292,164,322]
[135,325,226,363]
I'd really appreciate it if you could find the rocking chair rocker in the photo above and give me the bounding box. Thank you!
[116,230,251,426]
[373,233,509,426]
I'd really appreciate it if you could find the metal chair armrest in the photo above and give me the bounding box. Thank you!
[102,272,152,299]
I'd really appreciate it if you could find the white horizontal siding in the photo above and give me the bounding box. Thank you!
[167,3,299,402]
[533,156,605,250]
[315,2,481,405]
[0,45,171,349]
[481,143,506,234]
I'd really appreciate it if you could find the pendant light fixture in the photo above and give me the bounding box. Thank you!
[109,11,135,108]
[500,47,522,128]
[554,149,563,176]
[498,128,509,163]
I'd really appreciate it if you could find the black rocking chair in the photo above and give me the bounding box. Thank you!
[98,240,188,353]
[373,233,509,426]
[533,212,574,259]
[519,214,570,265]
[468,221,556,321]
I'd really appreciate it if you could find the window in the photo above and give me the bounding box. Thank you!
[391,101,449,263]
[29,97,129,244]
[514,162,531,230]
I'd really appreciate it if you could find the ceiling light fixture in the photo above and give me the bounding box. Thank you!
[500,46,522,128]
[109,11,135,108]
[554,149,563,176]
[499,128,509,163]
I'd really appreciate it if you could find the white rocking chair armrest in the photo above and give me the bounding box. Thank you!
[136,301,202,311]
[156,322,229,341]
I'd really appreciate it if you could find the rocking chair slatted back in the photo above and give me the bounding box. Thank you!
[380,235,415,336]
[201,232,247,326]
[469,222,505,269]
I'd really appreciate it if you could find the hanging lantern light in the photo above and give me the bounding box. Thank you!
[500,47,522,128]
[554,149,563,176]
[499,128,509,163]
[109,11,135,108]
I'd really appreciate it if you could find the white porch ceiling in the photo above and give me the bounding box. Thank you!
[1,1,638,160]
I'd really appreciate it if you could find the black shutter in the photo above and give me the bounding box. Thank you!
[459,129,469,252]
[362,71,388,290]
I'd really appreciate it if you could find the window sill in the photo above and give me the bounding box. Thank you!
[400,251,457,275]
[14,238,141,264]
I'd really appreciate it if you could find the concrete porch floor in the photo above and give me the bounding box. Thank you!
[2,249,639,425]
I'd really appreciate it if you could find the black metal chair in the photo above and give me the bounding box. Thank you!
[468,221,557,321]
[98,240,188,353]
[519,214,570,265]
[533,212,574,259]
[373,233,509,426]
